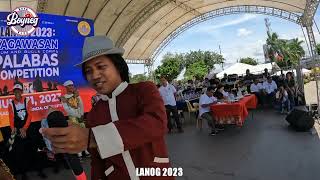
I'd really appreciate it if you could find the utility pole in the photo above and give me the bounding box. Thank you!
[219,45,224,70]
[265,18,271,35]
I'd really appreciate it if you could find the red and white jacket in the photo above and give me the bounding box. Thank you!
[86,81,174,180]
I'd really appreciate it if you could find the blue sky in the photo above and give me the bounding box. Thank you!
[128,9,320,75]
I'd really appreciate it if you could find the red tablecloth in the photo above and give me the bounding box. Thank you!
[210,95,257,126]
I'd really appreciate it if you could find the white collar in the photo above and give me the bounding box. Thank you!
[97,82,128,101]
[64,94,74,98]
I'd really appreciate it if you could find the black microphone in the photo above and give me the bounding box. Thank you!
[47,111,87,180]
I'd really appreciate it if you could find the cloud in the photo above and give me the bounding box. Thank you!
[128,64,146,75]
[237,28,253,37]
[223,40,266,63]
[197,14,257,33]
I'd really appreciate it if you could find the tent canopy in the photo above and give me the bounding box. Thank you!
[216,63,254,78]
[0,0,309,62]
[216,62,308,78]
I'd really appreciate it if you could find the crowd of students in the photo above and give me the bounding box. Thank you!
[158,68,305,135]
[172,69,304,113]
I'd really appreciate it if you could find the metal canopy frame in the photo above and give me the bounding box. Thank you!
[144,2,320,112]
[301,0,320,115]
[115,0,171,48]
[150,5,303,64]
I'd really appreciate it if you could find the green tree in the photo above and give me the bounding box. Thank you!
[279,38,305,68]
[154,50,225,81]
[266,32,304,68]
[154,52,183,81]
[130,73,148,83]
[184,50,224,71]
[184,60,207,80]
[240,57,258,65]
[316,44,320,55]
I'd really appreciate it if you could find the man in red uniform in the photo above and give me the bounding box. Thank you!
[41,36,173,180]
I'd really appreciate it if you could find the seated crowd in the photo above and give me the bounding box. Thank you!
[159,68,305,135]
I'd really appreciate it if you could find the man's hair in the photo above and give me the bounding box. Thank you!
[82,54,130,83]
[160,75,167,80]
[216,84,224,90]
[207,86,215,92]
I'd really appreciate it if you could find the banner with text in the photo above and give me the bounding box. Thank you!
[0,13,95,127]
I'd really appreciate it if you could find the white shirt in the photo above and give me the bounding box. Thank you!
[10,98,30,121]
[159,83,177,106]
[62,94,84,118]
[199,94,217,116]
[222,90,229,97]
[250,83,263,93]
[276,90,288,102]
[263,81,278,94]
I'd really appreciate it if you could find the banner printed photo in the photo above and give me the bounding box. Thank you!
[0,13,95,127]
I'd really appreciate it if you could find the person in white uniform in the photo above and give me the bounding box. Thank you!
[250,78,264,105]
[199,87,221,136]
[61,80,89,157]
[159,76,183,133]
[262,76,278,106]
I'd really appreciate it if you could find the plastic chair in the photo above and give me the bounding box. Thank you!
[193,103,200,119]
[185,100,197,123]
[192,103,203,130]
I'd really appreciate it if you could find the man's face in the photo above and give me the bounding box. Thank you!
[66,84,75,93]
[207,90,214,97]
[14,89,22,99]
[254,80,259,84]
[84,55,122,95]
[268,78,272,83]
[160,78,167,86]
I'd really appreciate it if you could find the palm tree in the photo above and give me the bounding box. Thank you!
[281,38,305,68]
[266,32,279,48]
[316,44,320,55]
[266,32,282,61]
[266,32,305,68]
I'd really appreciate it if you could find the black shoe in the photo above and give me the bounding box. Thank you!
[210,131,218,136]
[178,128,184,133]
[63,162,70,169]
[53,167,60,174]
[216,127,225,131]
[21,173,29,180]
[37,171,48,179]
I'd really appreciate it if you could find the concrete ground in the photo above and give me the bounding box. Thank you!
[26,109,320,180]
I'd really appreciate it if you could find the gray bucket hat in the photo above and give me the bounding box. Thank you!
[75,36,125,67]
